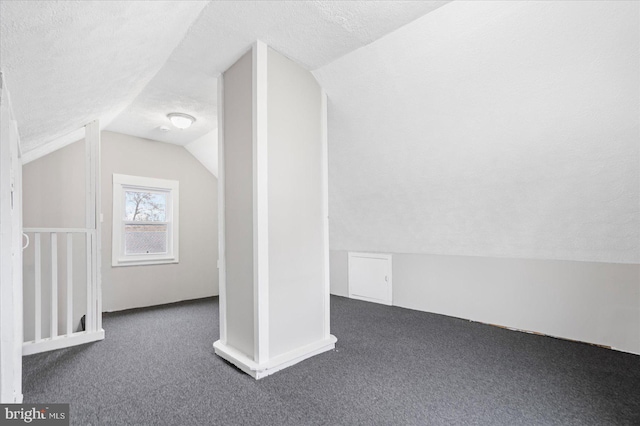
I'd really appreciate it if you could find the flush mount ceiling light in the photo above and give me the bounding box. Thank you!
[167,112,195,129]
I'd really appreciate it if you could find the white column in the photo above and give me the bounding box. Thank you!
[252,40,270,365]
[213,41,336,379]
[217,73,227,344]
[85,120,103,334]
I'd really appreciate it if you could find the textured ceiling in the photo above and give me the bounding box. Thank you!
[314,0,639,263]
[0,0,208,154]
[108,0,449,146]
[1,0,448,158]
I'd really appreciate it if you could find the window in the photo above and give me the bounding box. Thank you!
[112,174,179,266]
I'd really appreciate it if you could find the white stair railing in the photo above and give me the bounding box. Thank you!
[22,228,103,355]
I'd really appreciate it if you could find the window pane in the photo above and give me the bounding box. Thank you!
[125,191,167,221]
[125,224,167,254]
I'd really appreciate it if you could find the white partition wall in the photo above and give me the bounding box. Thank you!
[0,72,23,403]
[214,41,336,379]
[219,49,255,360]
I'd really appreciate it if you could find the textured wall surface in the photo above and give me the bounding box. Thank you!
[315,1,639,264]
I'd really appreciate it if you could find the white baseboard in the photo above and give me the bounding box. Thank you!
[213,335,337,379]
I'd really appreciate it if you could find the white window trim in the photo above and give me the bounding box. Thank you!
[112,174,179,267]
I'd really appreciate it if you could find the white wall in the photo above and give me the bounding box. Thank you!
[222,50,255,359]
[330,251,640,354]
[101,132,218,311]
[267,46,326,358]
[315,1,639,264]
[0,73,24,403]
[185,130,218,177]
[22,131,218,318]
[22,139,88,340]
[22,141,85,229]
[315,1,640,354]
[329,250,348,298]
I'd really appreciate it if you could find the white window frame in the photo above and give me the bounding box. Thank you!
[112,174,179,267]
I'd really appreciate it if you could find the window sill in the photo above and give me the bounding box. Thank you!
[112,257,179,267]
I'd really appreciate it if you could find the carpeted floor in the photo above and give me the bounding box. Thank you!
[23,296,640,425]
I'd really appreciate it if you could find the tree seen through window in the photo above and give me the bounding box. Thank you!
[125,191,167,221]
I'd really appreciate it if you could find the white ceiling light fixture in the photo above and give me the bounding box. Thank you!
[168,112,195,129]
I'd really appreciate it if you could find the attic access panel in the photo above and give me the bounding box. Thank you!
[348,252,392,306]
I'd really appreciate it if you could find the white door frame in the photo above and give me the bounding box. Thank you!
[0,71,24,403]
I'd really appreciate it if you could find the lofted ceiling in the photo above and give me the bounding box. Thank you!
[313,0,639,263]
[0,0,449,169]
[0,0,209,157]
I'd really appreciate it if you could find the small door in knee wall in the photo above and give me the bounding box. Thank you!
[348,252,392,306]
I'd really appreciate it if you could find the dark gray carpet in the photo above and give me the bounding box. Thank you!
[23,296,640,425]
